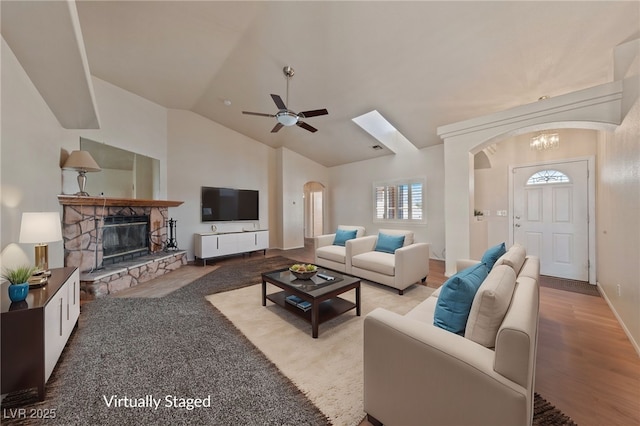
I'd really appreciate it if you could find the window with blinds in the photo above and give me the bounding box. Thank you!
[374,179,425,223]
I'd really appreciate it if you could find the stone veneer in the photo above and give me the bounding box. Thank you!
[78,252,188,299]
[58,196,186,300]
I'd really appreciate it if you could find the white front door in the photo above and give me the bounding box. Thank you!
[512,160,589,281]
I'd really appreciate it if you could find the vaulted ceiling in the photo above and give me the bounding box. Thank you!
[7,1,640,166]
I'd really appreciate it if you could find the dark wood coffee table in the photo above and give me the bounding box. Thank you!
[261,267,361,338]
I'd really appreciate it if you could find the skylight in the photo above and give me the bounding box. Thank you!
[351,110,416,154]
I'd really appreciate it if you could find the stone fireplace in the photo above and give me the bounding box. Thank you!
[58,195,187,299]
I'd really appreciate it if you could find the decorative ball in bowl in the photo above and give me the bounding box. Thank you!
[289,264,318,280]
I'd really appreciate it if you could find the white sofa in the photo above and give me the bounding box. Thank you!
[314,225,366,273]
[349,229,430,295]
[364,244,540,426]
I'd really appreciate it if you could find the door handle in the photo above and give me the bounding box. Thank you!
[515,223,521,228]
[515,215,521,219]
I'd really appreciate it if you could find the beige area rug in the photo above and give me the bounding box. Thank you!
[206,282,435,426]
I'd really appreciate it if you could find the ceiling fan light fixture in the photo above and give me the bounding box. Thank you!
[276,111,299,126]
[242,65,327,133]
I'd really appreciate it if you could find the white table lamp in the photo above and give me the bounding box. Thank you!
[19,212,63,272]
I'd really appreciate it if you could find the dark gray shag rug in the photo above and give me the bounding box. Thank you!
[533,393,577,425]
[1,255,578,425]
[1,256,330,425]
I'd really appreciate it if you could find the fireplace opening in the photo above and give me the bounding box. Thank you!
[102,215,150,266]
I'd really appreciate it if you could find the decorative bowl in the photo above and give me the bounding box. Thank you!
[289,264,318,280]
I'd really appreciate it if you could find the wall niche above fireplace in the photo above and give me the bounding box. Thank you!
[80,137,161,199]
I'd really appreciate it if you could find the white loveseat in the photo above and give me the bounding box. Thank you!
[349,229,430,295]
[314,225,366,273]
[364,244,540,426]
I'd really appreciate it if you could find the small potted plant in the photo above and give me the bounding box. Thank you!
[2,265,36,302]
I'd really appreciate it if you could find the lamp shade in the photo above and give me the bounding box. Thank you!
[19,212,63,244]
[62,150,101,172]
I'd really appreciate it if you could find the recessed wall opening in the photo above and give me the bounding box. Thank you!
[304,181,325,239]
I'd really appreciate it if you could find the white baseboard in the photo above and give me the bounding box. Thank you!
[597,282,640,357]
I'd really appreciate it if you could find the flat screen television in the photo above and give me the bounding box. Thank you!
[201,187,259,222]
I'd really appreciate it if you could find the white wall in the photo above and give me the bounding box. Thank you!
[166,109,275,260]
[62,77,169,198]
[328,144,446,260]
[596,74,640,352]
[475,128,598,246]
[88,168,134,198]
[1,37,170,270]
[1,38,66,269]
[135,154,155,199]
[278,147,329,249]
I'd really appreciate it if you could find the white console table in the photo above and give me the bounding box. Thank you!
[194,230,269,266]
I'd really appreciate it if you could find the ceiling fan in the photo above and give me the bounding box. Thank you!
[242,66,328,133]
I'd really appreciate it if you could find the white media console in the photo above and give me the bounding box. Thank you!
[194,230,269,266]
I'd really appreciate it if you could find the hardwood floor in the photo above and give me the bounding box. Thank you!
[535,287,640,425]
[109,244,640,426]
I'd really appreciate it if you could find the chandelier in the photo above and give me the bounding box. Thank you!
[530,132,559,150]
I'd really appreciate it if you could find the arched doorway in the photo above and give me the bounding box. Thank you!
[473,129,598,282]
[438,81,622,280]
[303,182,325,238]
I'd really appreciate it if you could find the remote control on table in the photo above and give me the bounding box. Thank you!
[317,273,334,280]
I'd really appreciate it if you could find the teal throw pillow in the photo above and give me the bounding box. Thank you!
[481,242,506,271]
[374,233,405,254]
[333,229,357,246]
[433,263,489,335]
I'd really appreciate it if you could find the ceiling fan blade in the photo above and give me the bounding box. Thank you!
[297,121,318,133]
[271,122,284,133]
[242,111,275,117]
[271,94,287,110]
[299,108,328,118]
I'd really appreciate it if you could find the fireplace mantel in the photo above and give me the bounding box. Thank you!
[58,195,183,207]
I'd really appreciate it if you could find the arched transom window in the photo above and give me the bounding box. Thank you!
[526,170,570,185]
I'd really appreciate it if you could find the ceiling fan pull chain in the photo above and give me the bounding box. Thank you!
[285,70,290,109]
